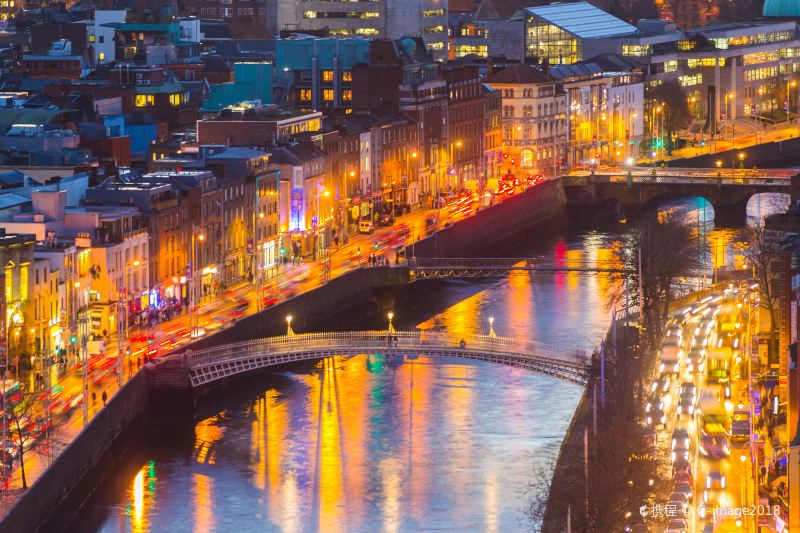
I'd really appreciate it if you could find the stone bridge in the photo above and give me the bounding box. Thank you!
[151,330,591,388]
[562,169,793,224]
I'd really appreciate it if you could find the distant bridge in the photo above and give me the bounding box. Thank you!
[407,257,634,279]
[157,330,591,387]
[563,169,793,224]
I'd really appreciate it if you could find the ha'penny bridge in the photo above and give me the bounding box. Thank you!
[154,330,592,387]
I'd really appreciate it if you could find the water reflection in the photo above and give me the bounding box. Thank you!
[86,197,790,533]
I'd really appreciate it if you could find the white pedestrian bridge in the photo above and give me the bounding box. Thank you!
[159,330,592,387]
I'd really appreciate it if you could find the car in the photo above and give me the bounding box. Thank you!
[672,470,692,485]
[672,457,691,477]
[651,376,671,394]
[358,220,375,234]
[686,349,705,374]
[669,492,688,505]
[671,428,691,461]
[731,419,750,444]
[700,434,730,458]
[673,481,693,501]
[645,395,666,426]
[677,385,696,416]
[706,470,726,490]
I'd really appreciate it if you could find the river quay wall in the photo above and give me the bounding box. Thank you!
[0,373,150,533]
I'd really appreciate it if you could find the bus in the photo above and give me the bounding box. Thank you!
[707,335,736,397]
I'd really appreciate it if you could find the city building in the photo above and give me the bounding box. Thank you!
[486,63,567,176]
[443,64,486,190]
[274,36,370,113]
[22,39,91,79]
[201,62,273,115]
[598,17,800,132]
[103,21,201,65]
[0,230,36,371]
[547,62,644,166]
[519,2,636,65]
[268,0,448,60]
[197,106,322,147]
[353,37,447,202]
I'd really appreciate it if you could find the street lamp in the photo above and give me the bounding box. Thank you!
[286,315,294,336]
[387,311,395,334]
[738,151,746,169]
[488,316,496,338]
[191,229,205,337]
[118,258,140,386]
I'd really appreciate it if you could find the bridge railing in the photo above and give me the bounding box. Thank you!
[571,173,790,187]
[407,257,629,271]
[167,330,588,369]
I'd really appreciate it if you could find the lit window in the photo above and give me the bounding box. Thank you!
[298,89,312,101]
[323,89,334,101]
[322,70,334,82]
[88,34,95,43]
[342,70,352,82]
[428,42,445,50]
[663,60,678,73]
[355,28,379,36]
[342,89,352,101]
[169,93,184,106]
[424,25,444,34]
[135,94,154,107]
[98,52,105,61]
[303,11,317,18]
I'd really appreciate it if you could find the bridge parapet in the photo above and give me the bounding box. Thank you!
[159,330,591,387]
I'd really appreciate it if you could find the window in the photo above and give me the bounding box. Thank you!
[298,89,312,101]
[322,70,334,81]
[99,36,104,43]
[424,25,444,33]
[678,74,703,87]
[341,70,352,82]
[621,44,650,56]
[135,94,154,107]
[342,89,352,101]
[428,42,445,50]
[88,34,95,43]
[663,60,678,73]
[323,89,334,101]
[169,93,185,106]
[98,52,105,61]
[423,9,445,16]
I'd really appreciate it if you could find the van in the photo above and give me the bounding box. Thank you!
[358,220,374,234]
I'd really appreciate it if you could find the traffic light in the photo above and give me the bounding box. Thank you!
[654,140,663,148]
[502,153,508,159]
[280,245,285,255]
[69,335,77,344]
[147,337,153,345]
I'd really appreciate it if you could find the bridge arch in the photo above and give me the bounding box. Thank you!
[746,192,791,222]
[160,331,591,388]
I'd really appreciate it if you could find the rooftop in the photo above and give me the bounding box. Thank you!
[524,2,636,39]
[485,63,555,84]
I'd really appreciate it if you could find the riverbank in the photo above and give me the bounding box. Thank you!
[0,373,150,533]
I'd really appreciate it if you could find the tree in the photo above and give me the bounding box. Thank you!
[648,81,692,154]
[743,226,782,341]
[608,0,658,23]
[6,392,41,489]
[608,212,700,350]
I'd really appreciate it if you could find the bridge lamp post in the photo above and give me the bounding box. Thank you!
[488,317,496,338]
[715,159,723,183]
[738,151,746,170]
[285,315,295,337]
[387,312,395,334]
[625,157,634,186]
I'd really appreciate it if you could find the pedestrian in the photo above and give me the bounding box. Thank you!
[128,359,133,376]
[101,390,107,406]
[137,358,142,370]
[91,391,96,404]
[387,332,392,348]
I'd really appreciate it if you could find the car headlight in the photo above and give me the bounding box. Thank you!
[647,416,652,424]
[688,405,694,414]
[659,363,665,372]
[660,415,666,424]
[674,363,680,372]
[677,405,683,414]
[700,446,708,456]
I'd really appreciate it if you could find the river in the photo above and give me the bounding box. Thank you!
[77,194,787,533]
